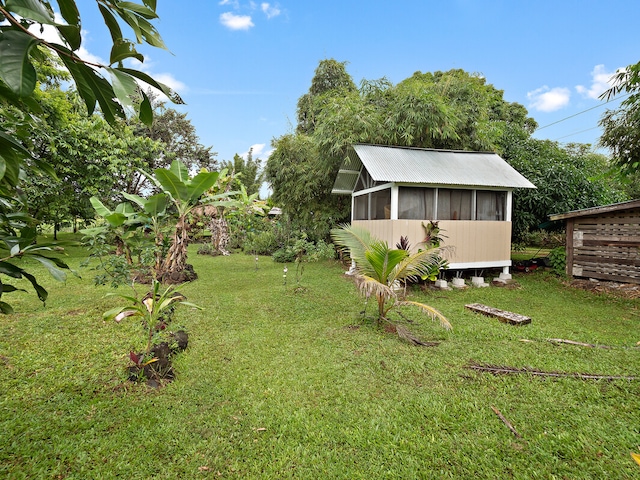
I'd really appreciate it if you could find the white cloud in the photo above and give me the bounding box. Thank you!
[261,3,281,18]
[220,12,254,30]
[243,143,266,159]
[219,0,239,7]
[527,86,571,112]
[576,64,618,100]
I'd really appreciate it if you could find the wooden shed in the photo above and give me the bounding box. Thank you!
[332,144,536,273]
[549,199,640,284]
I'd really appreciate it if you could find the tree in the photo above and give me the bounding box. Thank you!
[599,61,640,174]
[0,0,180,310]
[331,224,450,345]
[296,59,357,135]
[221,149,264,197]
[268,63,535,240]
[23,86,161,236]
[266,133,351,240]
[499,125,626,239]
[128,93,217,195]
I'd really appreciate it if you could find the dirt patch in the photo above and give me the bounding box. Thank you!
[566,279,640,299]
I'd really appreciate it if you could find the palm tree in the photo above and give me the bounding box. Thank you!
[331,224,451,342]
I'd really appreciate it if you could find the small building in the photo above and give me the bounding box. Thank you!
[332,144,536,273]
[549,199,640,284]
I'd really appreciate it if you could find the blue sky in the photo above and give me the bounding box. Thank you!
[74,1,638,165]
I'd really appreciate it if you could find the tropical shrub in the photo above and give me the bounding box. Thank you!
[331,224,451,344]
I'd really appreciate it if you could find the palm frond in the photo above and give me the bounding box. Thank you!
[396,300,452,330]
[392,246,448,283]
[330,224,375,266]
[365,240,408,283]
[355,274,395,301]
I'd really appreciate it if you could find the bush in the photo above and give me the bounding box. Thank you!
[244,230,279,255]
[548,246,567,276]
[272,236,336,263]
[520,230,566,249]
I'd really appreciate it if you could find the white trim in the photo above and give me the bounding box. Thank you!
[447,260,512,270]
[352,183,393,196]
[390,185,398,220]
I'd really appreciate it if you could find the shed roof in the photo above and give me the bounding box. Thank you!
[549,199,640,221]
[332,144,536,194]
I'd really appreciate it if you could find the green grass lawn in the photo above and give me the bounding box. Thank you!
[1,240,639,478]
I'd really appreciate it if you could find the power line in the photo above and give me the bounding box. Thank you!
[554,126,601,141]
[534,92,631,132]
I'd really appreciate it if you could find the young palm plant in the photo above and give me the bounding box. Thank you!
[331,224,451,343]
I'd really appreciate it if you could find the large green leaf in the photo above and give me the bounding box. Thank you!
[74,63,124,124]
[5,0,55,24]
[143,193,167,216]
[188,171,220,204]
[118,2,159,19]
[57,48,97,114]
[142,0,157,11]
[56,24,81,51]
[138,89,153,126]
[154,169,188,204]
[0,261,25,279]
[121,192,146,209]
[122,191,167,216]
[21,270,48,303]
[114,202,135,216]
[117,67,184,104]
[56,0,80,26]
[29,255,68,282]
[169,160,189,183]
[109,39,144,65]
[107,67,139,109]
[0,30,40,97]
[98,3,124,44]
[134,15,166,48]
[90,196,112,217]
[105,212,127,228]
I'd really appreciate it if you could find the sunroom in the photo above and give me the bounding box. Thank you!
[332,144,536,273]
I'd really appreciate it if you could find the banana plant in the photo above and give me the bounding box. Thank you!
[143,160,219,282]
[331,224,451,343]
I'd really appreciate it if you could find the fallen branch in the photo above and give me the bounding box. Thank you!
[466,361,639,381]
[519,338,640,350]
[491,406,521,438]
[395,324,440,347]
[546,338,611,349]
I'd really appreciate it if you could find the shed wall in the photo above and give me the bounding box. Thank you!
[567,208,640,284]
[352,220,512,268]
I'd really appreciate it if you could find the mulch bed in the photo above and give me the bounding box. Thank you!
[566,279,640,299]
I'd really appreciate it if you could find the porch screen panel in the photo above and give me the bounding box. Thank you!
[371,189,391,220]
[476,190,506,221]
[353,194,368,220]
[437,189,471,220]
[398,187,435,219]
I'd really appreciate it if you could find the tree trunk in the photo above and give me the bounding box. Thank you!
[209,216,230,256]
[159,216,196,283]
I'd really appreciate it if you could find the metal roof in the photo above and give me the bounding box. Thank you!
[549,198,640,221]
[332,144,536,194]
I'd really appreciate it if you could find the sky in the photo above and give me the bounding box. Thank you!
[72,0,639,169]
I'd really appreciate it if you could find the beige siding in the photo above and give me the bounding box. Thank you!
[352,220,512,266]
